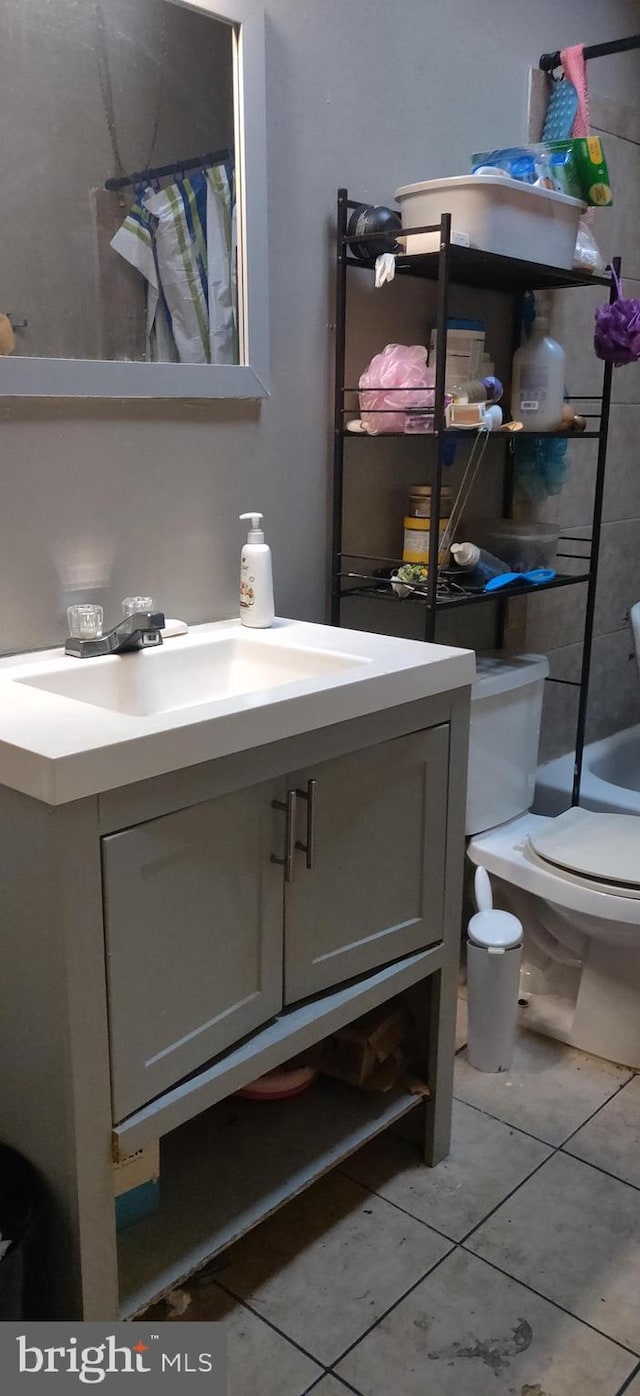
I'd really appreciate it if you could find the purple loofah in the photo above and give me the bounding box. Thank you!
[594,266,640,366]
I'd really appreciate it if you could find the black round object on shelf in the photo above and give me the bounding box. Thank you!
[347,204,402,261]
[0,1145,40,1319]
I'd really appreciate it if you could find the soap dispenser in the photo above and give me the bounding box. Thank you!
[239,512,275,628]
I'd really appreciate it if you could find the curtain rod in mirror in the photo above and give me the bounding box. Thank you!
[105,147,233,192]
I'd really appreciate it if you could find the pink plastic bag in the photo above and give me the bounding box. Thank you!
[359,343,435,434]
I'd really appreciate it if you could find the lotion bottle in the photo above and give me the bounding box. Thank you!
[450,542,511,582]
[239,512,275,628]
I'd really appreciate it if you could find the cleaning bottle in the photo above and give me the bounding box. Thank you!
[511,316,565,431]
[239,512,275,628]
[450,542,511,584]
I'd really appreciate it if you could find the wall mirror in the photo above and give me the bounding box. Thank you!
[0,0,269,398]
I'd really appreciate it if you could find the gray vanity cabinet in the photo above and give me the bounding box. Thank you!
[102,781,285,1121]
[103,725,450,1119]
[283,725,449,1001]
[0,679,471,1319]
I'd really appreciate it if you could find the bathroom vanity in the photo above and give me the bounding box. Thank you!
[0,619,473,1319]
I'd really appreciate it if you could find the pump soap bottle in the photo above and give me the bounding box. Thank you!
[239,512,275,628]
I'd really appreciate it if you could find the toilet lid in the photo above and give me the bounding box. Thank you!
[529,808,640,889]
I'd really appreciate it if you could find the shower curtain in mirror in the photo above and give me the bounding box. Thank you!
[110,164,237,365]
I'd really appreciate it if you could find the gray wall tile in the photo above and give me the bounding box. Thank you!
[533,441,598,529]
[603,404,640,522]
[592,93,640,145]
[598,130,640,278]
[586,627,639,743]
[539,627,638,762]
[539,643,582,762]
[525,584,587,653]
[594,518,640,636]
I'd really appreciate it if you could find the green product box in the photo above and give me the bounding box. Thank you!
[548,136,612,206]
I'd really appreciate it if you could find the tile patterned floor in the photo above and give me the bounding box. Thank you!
[144,1017,640,1395]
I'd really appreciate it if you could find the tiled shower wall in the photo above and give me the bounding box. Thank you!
[524,88,640,761]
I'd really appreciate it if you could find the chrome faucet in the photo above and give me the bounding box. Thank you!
[65,611,166,659]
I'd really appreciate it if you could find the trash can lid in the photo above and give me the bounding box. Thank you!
[468,908,522,949]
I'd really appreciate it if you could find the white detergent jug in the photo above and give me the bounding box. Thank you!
[511,316,565,431]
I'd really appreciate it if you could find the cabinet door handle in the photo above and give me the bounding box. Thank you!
[295,778,317,870]
[271,789,297,883]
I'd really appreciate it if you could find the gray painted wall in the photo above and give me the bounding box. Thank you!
[1,0,640,653]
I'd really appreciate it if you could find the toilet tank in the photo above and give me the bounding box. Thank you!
[466,654,550,836]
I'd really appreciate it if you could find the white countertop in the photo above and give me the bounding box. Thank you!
[0,619,474,805]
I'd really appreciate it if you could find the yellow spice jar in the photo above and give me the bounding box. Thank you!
[402,485,453,565]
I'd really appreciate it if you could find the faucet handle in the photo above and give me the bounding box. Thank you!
[67,604,104,639]
[122,595,156,618]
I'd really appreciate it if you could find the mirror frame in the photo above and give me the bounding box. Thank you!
[0,0,269,399]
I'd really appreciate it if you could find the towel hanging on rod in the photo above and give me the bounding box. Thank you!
[105,147,233,193]
[539,33,640,72]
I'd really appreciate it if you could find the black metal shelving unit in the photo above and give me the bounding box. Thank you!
[330,187,618,803]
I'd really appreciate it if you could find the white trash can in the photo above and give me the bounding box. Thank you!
[467,867,523,1073]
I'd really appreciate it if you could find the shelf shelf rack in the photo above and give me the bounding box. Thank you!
[330,188,618,803]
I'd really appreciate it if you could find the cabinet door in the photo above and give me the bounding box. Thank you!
[103,783,284,1120]
[284,725,449,1003]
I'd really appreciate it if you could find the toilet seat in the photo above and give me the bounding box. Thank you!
[524,840,640,901]
[528,807,640,889]
[468,812,640,924]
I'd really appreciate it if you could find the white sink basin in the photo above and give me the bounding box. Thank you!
[0,618,475,804]
[18,633,367,717]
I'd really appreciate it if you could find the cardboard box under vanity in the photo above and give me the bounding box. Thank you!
[310,998,417,1090]
[114,1143,160,1231]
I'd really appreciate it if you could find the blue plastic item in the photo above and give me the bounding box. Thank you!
[484,568,556,593]
[542,79,579,142]
[115,1179,160,1231]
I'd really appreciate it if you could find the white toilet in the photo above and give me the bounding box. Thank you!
[466,655,640,1069]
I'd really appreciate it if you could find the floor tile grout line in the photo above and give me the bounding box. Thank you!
[301,1377,332,1396]
[453,1094,558,1147]
[323,1374,364,1396]
[455,1061,635,1154]
[302,1374,363,1396]
[557,1071,637,1150]
[216,1242,457,1377]
[615,1357,640,1396]
[336,1167,457,1245]
[458,1149,555,1246]
[459,1244,640,1360]
[458,1097,640,1251]
[342,1123,554,1247]
[213,1278,330,1371]
[344,1084,640,1263]
[328,1242,456,1369]
[205,1066,640,1383]
[560,1145,640,1195]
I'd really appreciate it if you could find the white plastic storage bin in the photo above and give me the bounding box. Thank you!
[394,176,585,269]
[466,654,550,836]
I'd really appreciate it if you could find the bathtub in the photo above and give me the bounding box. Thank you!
[535,724,640,817]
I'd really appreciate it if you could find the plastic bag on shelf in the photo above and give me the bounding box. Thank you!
[358,343,435,434]
[573,217,605,272]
